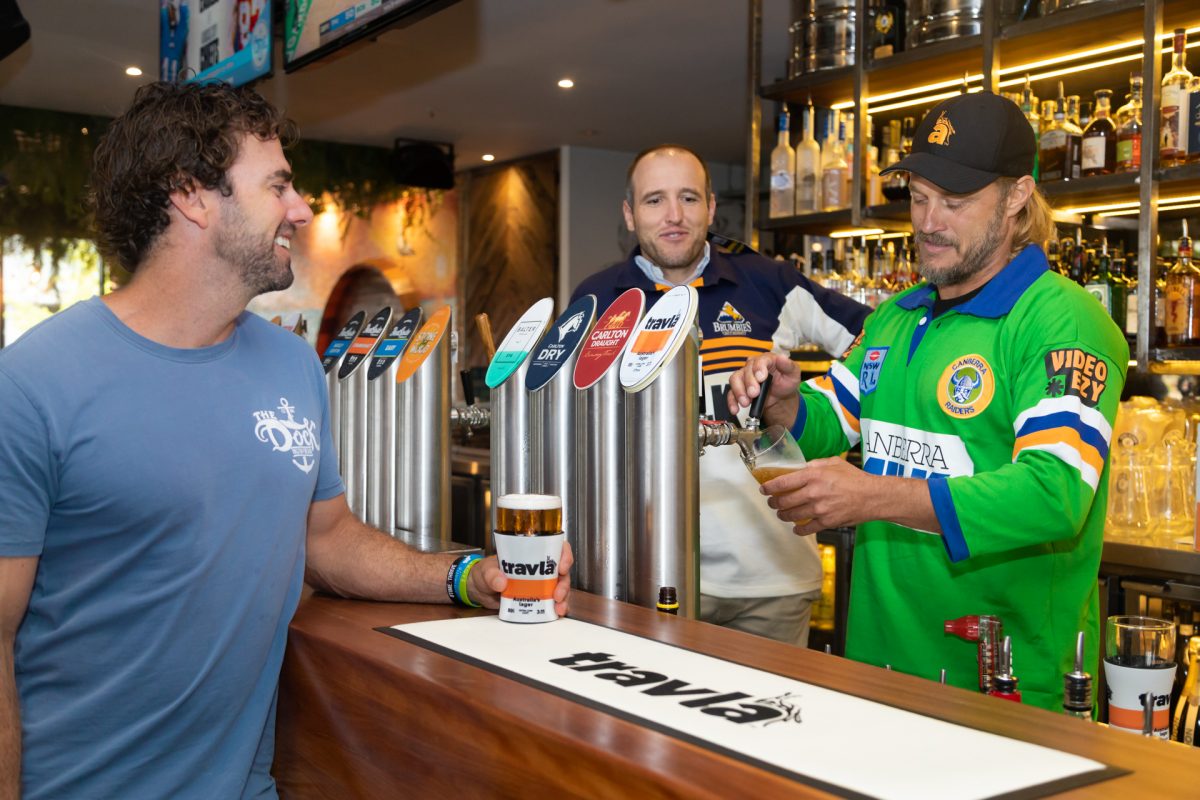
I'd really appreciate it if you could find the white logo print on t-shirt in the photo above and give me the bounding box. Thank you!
[252,397,319,473]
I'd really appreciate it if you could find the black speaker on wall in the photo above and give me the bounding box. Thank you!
[392,139,455,190]
[0,0,30,61]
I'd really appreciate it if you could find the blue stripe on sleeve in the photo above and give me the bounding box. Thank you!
[830,373,861,422]
[790,393,809,441]
[1015,411,1110,461]
[928,476,970,563]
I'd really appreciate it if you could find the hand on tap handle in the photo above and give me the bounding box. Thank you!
[726,352,803,430]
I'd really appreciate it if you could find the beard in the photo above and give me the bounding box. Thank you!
[915,194,1010,287]
[215,200,295,296]
[638,230,707,273]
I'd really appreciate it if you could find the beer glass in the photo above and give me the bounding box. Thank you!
[742,424,807,485]
[1104,615,1176,737]
[493,494,565,623]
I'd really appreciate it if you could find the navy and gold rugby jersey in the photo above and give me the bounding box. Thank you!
[571,235,871,419]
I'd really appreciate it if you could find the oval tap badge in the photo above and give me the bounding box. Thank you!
[321,310,365,374]
[573,288,646,390]
[338,306,394,380]
[526,295,597,392]
[395,306,452,384]
[367,307,424,381]
[619,285,699,393]
[485,297,555,389]
[938,353,994,418]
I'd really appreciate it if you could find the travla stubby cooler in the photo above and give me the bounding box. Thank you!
[494,493,565,623]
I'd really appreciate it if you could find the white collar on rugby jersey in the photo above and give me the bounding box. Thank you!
[634,242,711,286]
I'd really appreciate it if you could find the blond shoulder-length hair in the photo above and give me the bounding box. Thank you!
[995,176,1056,255]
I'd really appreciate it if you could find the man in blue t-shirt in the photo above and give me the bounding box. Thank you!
[0,81,573,800]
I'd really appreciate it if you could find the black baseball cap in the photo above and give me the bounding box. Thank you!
[880,92,1036,194]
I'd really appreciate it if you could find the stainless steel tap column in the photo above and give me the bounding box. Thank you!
[338,307,392,521]
[365,307,423,533]
[484,298,556,531]
[571,288,645,600]
[394,306,453,545]
[526,296,597,562]
[620,286,701,618]
[321,311,365,469]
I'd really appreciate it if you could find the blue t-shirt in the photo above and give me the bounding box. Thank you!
[0,297,343,799]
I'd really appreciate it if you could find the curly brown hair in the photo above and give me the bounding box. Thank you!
[90,81,298,272]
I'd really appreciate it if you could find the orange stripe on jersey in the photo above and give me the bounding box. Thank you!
[811,374,861,435]
[653,277,705,292]
[700,336,773,351]
[702,349,768,365]
[1013,428,1105,475]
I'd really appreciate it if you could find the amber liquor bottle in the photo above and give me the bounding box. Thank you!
[1165,220,1200,346]
[1081,90,1116,177]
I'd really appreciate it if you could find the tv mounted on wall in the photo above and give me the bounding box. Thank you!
[160,0,273,87]
[283,0,458,74]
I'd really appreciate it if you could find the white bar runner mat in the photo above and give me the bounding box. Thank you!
[382,616,1122,800]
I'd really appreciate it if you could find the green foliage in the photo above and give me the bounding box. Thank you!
[0,105,442,264]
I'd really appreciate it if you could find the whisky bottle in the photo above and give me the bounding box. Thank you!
[1021,75,1040,180]
[1081,89,1116,177]
[1162,28,1193,168]
[1165,220,1200,346]
[821,115,849,211]
[1115,74,1143,173]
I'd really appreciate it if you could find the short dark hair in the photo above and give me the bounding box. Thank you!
[90,81,298,272]
[624,144,713,206]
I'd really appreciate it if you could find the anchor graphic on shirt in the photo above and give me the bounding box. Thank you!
[253,397,319,474]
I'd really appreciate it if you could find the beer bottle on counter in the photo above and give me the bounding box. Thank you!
[1063,631,1093,720]
[656,586,679,615]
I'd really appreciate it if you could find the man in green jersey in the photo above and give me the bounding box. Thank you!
[727,92,1127,711]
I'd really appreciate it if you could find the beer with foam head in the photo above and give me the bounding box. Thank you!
[494,494,565,623]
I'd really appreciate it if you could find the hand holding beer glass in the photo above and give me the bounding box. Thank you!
[742,425,811,527]
[493,494,567,623]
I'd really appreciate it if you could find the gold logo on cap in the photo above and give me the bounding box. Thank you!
[928,111,956,146]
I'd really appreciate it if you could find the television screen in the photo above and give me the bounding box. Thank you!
[283,0,457,73]
[160,0,273,87]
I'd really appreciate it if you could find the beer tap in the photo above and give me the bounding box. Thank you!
[697,376,773,462]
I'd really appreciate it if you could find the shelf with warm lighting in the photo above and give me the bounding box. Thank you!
[865,35,983,102]
[998,0,1148,68]
[863,201,912,225]
[759,208,852,234]
[760,67,853,109]
[1039,171,1141,208]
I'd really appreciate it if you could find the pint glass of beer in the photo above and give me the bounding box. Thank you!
[493,494,565,623]
[744,425,810,526]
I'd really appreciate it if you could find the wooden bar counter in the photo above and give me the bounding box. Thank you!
[273,591,1199,798]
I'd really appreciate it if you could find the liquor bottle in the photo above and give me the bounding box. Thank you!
[1046,236,1061,274]
[1189,74,1200,163]
[1115,74,1143,173]
[1079,100,1093,130]
[881,120,908,201]
[1171,637,1200,745]
[821,115,849,211]
[900,115,915,158]
[1081,90,1116,177]
[1088,239,1127,331]
[1020,75,1041,180]
[866,115,884,207]
[1165,220,1200,346]
[769,109,796,218]
[1039,86,1081,182]
[794,103,822,214]
[1066,95,1082,128]
[1162,28,1193,168]
[1067,229,1089,286]
[843,112,856,208]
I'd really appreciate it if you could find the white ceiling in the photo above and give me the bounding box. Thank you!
[0,0,791,168]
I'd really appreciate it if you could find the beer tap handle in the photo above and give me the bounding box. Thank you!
[460,369,476,406]
[476,313,497,361]
[747,375,774,428]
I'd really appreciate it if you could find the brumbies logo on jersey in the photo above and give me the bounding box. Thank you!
[713,302,752,335]
[937,354,995,418]
[859,347,888,395]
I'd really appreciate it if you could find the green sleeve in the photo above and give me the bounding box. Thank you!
[793,324,870,459]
